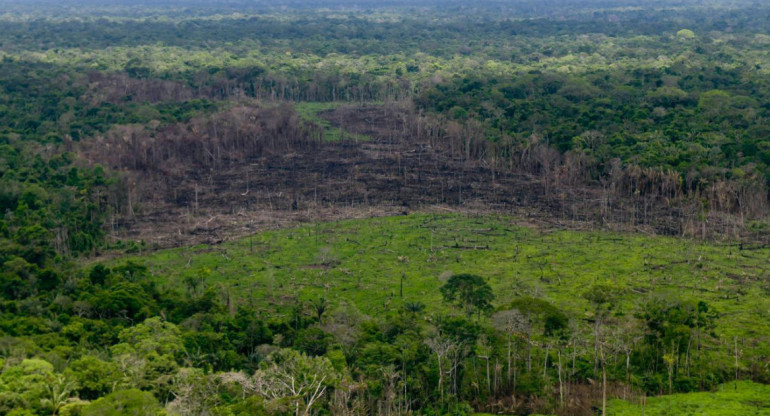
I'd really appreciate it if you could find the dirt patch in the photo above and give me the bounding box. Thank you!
[91,103,740,251]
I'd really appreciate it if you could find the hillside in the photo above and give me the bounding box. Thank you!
[1,0,769,415]
[26,214,770,414]
[124,213,770,341]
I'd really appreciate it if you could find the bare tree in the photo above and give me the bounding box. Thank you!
[167,368,220,416]
[330,378,367,416]
[491,309,528,390]
[425,331,457,402]
[253,349,339,416]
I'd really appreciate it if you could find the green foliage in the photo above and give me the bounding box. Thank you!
[295,102,370,142]
[609,381,770,415]
[121,213,770,339]
[583,282,624,318]
[214,396,268,416]
[82,389,162,416]
[676,29,696,39]
[1,359,53,397]
[64,356,122,400]
[504,297,568,336]
[294,327,330,356]
[254,349,340,414]
[416,59,770,188]
[1,1,770,414]
[113,317,182,357]
[440,273,495,318]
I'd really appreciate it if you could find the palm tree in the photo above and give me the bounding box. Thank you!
[311,297,328,324]
[403,301,425,317]
[42,374,77,415]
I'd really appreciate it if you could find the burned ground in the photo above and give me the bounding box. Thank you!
[85,102,748,250]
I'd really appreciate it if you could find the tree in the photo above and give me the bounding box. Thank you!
[110,318,182,392]
[41,374,78,416]
[232,307,273,357]
[425,331,457,402]
[311,297,328,324]
[608,318,643,399]
[434,316,481,398]
[0,359,56,414]
[583,283,622,372]
[637,296,717,392]
[112,317,183,358]
[83,389,162,416]
[295,327,330,356]
[64,356,122,400]
[440,273,494,318]
[676,29,696,39]
[492,309,529,389]
[403,301,426,318]
[253,348,340,416]
[167,368,220,416]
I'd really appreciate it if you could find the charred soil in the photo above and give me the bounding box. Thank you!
[84,102,758,250]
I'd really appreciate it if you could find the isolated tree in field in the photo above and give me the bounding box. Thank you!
[440,273,494,318]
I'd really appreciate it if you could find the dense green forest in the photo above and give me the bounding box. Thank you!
[0,0,769,415]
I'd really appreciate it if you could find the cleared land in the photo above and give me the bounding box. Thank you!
[103,103,712,251]
[609,381,770,415]
[118,213,770,340]
[472,380,770,415]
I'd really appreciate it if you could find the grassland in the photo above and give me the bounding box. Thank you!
[608,381,770,415]
[472,381,770,415]
[295,101,371,142]
[115,213,770,339]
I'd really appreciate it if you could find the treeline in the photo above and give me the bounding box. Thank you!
[82,104,322,173]
[4,2,770,55]
[413,62,770,232]
[0,143,111,258]
[416,65,770,185]
[0,60,220,259]
[3,37,770,262]
[87,69,413,104]
[1,262,766,415]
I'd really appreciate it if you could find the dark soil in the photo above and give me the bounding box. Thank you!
[104,103,736,250]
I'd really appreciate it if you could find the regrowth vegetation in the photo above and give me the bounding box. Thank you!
[3,213,769,414]
[1,0,770,415]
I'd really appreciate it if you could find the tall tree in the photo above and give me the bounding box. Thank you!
[440,273,494,318]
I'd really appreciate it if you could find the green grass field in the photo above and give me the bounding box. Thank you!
[608,381,770,415]
[295,101,371,142]
[114,213,770,338]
